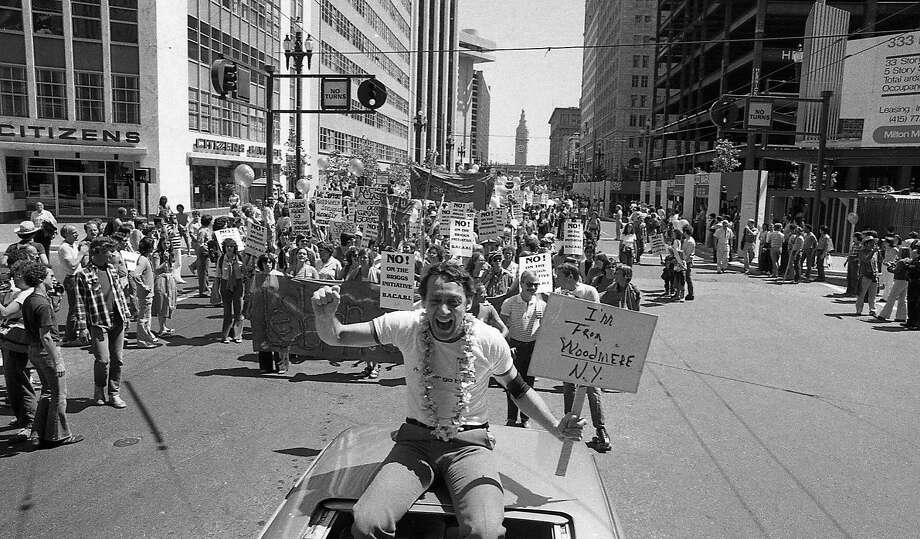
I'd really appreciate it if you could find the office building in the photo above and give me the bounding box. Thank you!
[548,107,579,169]
[456,28,494,169]
[579,0,656,202]
[310,0,411,169]
[411,0,458,167]
[0,0,301,219]
[514,109,528,165]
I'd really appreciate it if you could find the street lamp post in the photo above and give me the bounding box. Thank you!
[283,31,313,190]
[458,144,466,171]
[445,135,454,173]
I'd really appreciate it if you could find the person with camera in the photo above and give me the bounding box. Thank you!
[73,237,133,409]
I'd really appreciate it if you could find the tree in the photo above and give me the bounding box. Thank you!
[711,138,741,173]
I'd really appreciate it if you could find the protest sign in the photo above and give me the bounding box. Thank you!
[328,218,358,244]
[540,192,549,205]
[518,252,553,295]
[451,202,474,220]
[244,222,268,257]
[314,192,342,227]
[649,234,666,254]
[379,251,417,310]
[438,201,451,233]
[529,293,657,476]
[449,218,475,257]
[477,208,505,242]
[563,220,584,255]
[354,186,382,242]
[288,199,311,235]
[120,250,139,272]
[507,197,522,222]
[214,227,245,250]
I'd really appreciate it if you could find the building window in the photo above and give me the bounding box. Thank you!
[640,75,649,88]
[5,156,25,193]
[0,1,23,32]
[75,71,104,121]
[32,0,64,36]
[642,55,650,68]
[36,67,67,119]
[632,55,640,68]
[109,0,138,44]
[0,64,28,117]
[112,73,139,124]
[640,95,648,107]
[72,0,102,40]
[631,75,640,88]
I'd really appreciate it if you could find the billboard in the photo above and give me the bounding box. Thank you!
[838,31,920,147]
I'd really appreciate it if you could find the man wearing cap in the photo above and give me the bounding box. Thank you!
[713,220,735,273]
[3,221,50,268]
[739,219,759,274]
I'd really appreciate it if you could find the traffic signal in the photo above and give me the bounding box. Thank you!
[709,96,739,129]
[224,62,238,94]
[357,78,387,110]
[210,58,241,98]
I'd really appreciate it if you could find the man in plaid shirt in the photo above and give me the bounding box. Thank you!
[74,236,132,409]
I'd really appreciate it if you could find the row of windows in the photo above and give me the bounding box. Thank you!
[633,14,653,25]
[375,0,410,38]
[345,98,408,140]
[0,63,138,122]
[632,55,650,69]
[319,127,407,163]
[0,0,138,43]
[188,15,281,76]
[320,41,409,115]
[320,2,410,89]
[630,94,649,108]
[187,87,279,144]
[631,75,650,88]
[628,113,648,128]
[342,0,409,54]
[189,0,282,36]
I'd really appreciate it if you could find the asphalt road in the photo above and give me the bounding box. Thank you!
[0,222,916,538]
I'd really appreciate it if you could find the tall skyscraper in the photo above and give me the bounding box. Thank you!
[411,0,459,168]
[456,29,494,170]
[580,0,655,200]
[515,110,528,166]
[548,107,580,169]
[310,0,411,168]
[0,0,299,218]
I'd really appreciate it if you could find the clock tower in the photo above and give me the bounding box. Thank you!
[515,109,528,166]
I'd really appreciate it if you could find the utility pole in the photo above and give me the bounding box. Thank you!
[265,65,275,190]
[814,90,832,228]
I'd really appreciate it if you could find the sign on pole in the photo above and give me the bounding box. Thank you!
[244,222,268,257]
[648,233,666,254]
[320,78,350,110]
[477,208,505,242]
[288,199,311,236]
[563,220,584,256]
[354,186,383,242]
[449,217,475,258]
[314,192,342,228]
[747,100,773,128]
[214,227,245,250]
[379,251,416,310]
[518,252,553,295]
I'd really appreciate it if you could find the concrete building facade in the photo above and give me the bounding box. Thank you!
[0,0,303,219]
[548,107,579,169]
[456,28,493,169]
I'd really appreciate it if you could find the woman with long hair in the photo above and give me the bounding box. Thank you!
[343,247,378,283]
[471,283,508,337]
[157,196,172,219]
[620,223,637,266]
[132,237,159,347]
[217,238,245,343]
[464,252,490,286]
[289,248,320,279]
[152,245,177,337]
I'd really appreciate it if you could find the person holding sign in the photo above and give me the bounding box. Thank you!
[310,263,585,539]
[554,262,611,452]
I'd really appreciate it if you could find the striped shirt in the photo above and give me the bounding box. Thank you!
[500,293,546,343]
[73,264,132,331]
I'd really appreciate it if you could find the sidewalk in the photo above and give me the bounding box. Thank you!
[692,245,849,287]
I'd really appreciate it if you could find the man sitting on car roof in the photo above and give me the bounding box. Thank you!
[312,262,586,539]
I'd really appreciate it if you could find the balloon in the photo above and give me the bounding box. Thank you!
[317,156,329,170]
[488,195,502,208]
[469,164,480,173]
[234,164,255,187]
[349,158,364,171]
[296,178,310,194]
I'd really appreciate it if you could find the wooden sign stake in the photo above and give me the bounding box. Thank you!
[555,385,587,477]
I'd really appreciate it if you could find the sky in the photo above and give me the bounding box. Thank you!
[458,0,585,166]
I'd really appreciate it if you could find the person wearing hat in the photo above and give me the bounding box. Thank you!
[713,220,735,273]
[739,219,759,274]
[3,221,49,268]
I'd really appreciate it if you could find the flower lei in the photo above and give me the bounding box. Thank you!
[418,311,477,441]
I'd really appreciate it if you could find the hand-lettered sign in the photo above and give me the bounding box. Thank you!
[518,252,553,295]
[529,293,657,393]
[214,227,245,250]
[379,251,416,310]
[564,220,584,256]
[244,222,268,257]
[354,186,382,242]
[449,218,475,257]
[477,208,506,242]
[648,233,666,254]
[314,192,342,228]
[288,199,311,236]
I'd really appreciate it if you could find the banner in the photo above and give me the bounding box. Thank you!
[518,252,553,295]
[214,227,245,250]
[288,199,311,236]
[314,192,342,227]
[529,294,657,393]
[409,166,495,210]
[477,208,506,242]
[564,220,584,256]
[449,217,475,257]
[379,251,417,310]
[244,222,268,257]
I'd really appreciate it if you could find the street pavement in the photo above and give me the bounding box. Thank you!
[0,221,916,538]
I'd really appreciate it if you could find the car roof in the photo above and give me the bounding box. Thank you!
[260,425,621,538]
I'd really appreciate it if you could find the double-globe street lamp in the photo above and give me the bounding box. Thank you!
[283,31,313,189]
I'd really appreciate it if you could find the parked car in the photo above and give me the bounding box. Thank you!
[259,424,623,538]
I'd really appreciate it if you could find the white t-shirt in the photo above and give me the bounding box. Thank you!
[373,310,513,426]
[554,283,600,302]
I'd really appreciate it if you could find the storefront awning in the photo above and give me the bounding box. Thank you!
[0,141,148,155]
[187,152,282,166]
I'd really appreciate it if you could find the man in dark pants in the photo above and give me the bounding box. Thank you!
[682,226,697,300]
[499,270,545,428]
[903,244,920,330]
[814,225,831,282]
